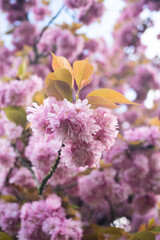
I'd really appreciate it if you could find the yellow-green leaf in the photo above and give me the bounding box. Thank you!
[45,68,72,88]
[73,58,94,89]
[0,195,17,203]
[18,59,27,78]
[33,90,46,105]
[150,227,160,234]
[44,79,72,102]
[4,106,27,128]
[0,232,13,240]
[86,95,118,109]
[51,53,74,86]
[147,219,155,229]
[87,88,139,106]
[129,231,155,240]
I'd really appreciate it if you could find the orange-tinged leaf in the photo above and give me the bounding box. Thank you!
[41,0,50,5]
[149,117,160,129]
[33,90,46,105]
[51,53,74,86]
[100,160,112,168]
[26,123,31,130]
[44,79,72,102]
[118,133,125,141]
[73,58,94,89]
[86,95,119,109]
[129,140,143,145]
[139,224,146,232]
[87,88,139,105]
[45,68,72,88]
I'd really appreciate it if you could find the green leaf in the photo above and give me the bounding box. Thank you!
[18,59,27,78]
[84,225,124,240]
[147,218,155,229]
[0,195,17,203]
[0,232,13,240]
[4,106,27,128]
[44,79,72,102]
[150,227,160,234]
[129,231,155,240]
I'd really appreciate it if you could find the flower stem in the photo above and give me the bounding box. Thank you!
[38,143,64,195]
[76,88,80,101]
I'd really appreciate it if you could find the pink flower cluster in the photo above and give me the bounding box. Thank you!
[0,200,20,236]
[32,6,50,21]
[79,1,105,25]
[0,110,23,140]
[12,22,37,50]
[145,0,160,11]
[65,0,105,25]
[65,0,92,9]
[78,168,129,208]
[0,47,14,78]
[18,194,82,240]
[129,64,160,101]
[103,126,160,230]
[27,97,118,168]
[105,126,160,192]
[25,135,77,185]
[113,20,140,48]
[9,167,36,188]
[0,194,83,239]
[124,126,160,146]
[0,138,16,169]
[0,0,37,23]
[38,27,84,62]
[0,75,43,107]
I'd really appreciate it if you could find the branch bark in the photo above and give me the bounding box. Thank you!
[38,143,65,195]
[32,5,64,63]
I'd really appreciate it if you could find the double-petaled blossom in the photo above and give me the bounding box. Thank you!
[0,110,23,140]
[0,75,43,107]
[25,135,78,185]
[0,138,16,169]
[18,194,82,240]
[0,201,20,236]
[27,97,118,168]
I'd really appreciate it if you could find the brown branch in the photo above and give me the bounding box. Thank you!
[32,5,64,63]
[38,143,65,195]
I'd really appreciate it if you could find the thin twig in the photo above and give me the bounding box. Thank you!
[105,195,115,224]
[19,157,40,188]
[35,5,64,45]
[5,167,14,186]
[32,5,64,63]
[38,143,65,195]
[14,147,40,188]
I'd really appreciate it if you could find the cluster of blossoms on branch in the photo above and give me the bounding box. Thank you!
[0,194,83,240]
[0,0,160,239]
[0,75,43,107]
[27,97,118,168]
